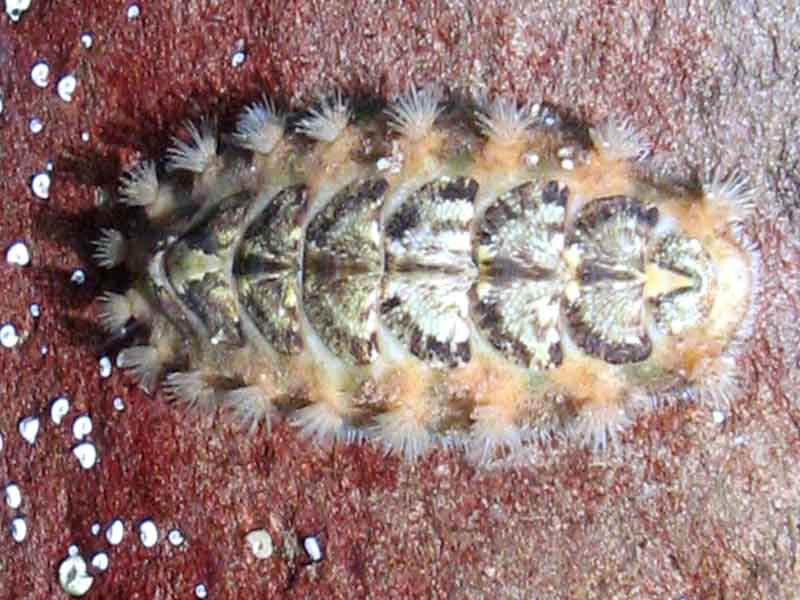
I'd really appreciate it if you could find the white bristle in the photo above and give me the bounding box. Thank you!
[92,228,126,268]
[385,86,443,141]
[163,371,217,411]
[703,171,755,225]
[291,400,361,444]
[296,92,351,142]
[166,119,218,173]
[97,292,132,332]
[116,345,161,391]
[372,407,433,462]
[690,355,741,408]
[570,402,631,452]
[118,161,159,207]
[467,406,523,465]
[589,116,651,161]
[233,96,285,154]
[223,386,274,434]
[475,97,536,145]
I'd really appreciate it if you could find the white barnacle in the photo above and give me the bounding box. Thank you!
[296,92,351,142]
[589,116,651,161]
[118,160,159,207]
[385,86,443,141]
[116,345,161,391]
[91,228,126,268]
[475,97,536,145]
[166,119,218,173]
[233,95,285,154]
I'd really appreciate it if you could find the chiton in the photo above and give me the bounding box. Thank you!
[94,89,760,463]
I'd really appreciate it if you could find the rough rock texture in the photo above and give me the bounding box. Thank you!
[0,1,798,599]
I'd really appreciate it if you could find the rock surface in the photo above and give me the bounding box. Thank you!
[0,2,798,598]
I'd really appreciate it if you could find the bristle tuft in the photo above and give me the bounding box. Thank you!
[116,345,161,391]
[118,161,159,207]
[689,355,741,408]
[97,292,132,332]
[223,386,274,434]
[233,96,285,154]
[589,116,651,161]
[703,171,755,226]
[372,407,434,462]
[386,86,443,141]
[297,92,351,142]
[166,119,218,173]
[467,405,523,465]
[570,402,631,452]
[475,97,536,145]
[291,400,361,444]
[92,228,126,268]
[163,370,218,411]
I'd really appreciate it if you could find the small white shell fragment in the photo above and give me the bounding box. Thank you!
[18,416,40,444]
[6,241,31,266]
[31,171,51,199]
[523,152,540,167]
[0,433,4,452]
[29,117,43,134]
[167,528,185,546]
[112,396,125,411]
[58,554,94,597]
[5,0,32,22]
[99,356,112,378]
[1,323,20,348]
[80,33,93,48]
[245,529,273,559]
[81,131,90,142]
[72,414,93,440]
[10,516,27,542]
[70,269,86,285]
[106,519,124,545]
[90,551,109,572]
[90,522,101,536]
[31,61,50,87]
[68,544,79,556]
[195,583,208,599]
[72,442,98,469]
[231,50,246,67]
[303,536,323,562]
[51,396,70,425]
[561,158,575,170]
[712,409,726,425]
[57,75,77,102]
[126,4,140,19]
[30,303,41,317]
[5,482,22,509]
[138,519,158,548]
[4,482,22,509]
